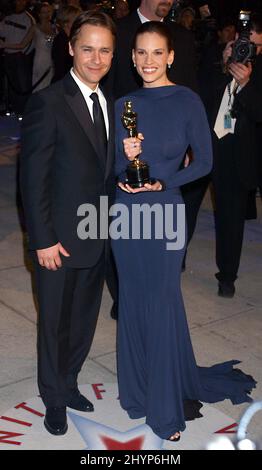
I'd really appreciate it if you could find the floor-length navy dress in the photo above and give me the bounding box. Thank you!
[112,85,256,440]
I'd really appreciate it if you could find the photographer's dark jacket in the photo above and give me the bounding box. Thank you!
[199,51,262,190]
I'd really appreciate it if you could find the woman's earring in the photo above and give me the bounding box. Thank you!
[167,63,171,69]
[133,63,136,68]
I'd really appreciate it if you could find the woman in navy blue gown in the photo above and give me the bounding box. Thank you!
[112,21,256,442]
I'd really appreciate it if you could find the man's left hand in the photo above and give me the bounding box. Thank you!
[228,61,252,88]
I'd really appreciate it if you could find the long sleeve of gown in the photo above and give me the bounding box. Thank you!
[114,88,213,189]
[164,95,213,189]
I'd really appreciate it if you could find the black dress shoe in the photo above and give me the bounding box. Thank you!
[67,390,94,412]
[44,407,68,435]
[218,281,235,298]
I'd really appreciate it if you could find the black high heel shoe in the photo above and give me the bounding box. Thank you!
[168,432,181,442]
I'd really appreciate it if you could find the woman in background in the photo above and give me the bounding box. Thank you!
[32,2,57,91]
[51,4,81,82]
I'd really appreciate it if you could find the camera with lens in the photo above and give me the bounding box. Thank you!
[229,11,257,64]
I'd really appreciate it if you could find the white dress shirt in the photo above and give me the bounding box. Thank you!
[70,68,109,139]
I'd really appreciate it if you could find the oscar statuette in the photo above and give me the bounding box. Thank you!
[121,101,155,188]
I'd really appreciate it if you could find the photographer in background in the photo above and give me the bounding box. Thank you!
[185,11,262,298]
[0,0,35,116]
[213,12,262,298]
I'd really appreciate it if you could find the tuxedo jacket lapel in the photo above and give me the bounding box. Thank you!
[63,73,106,171]
[105,93,115,180]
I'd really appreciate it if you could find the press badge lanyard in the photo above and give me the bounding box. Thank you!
[224,80,239,129]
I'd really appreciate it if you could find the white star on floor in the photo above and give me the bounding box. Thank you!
[68,411,163,450]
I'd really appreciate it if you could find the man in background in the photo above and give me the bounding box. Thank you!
[104,0,198,98]
[187,12,262,297]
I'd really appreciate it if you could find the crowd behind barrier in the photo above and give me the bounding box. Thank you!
[0,1,261,111]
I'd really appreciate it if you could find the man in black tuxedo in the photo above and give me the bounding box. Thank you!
[103,0,198,98]
[20,11,116,436]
